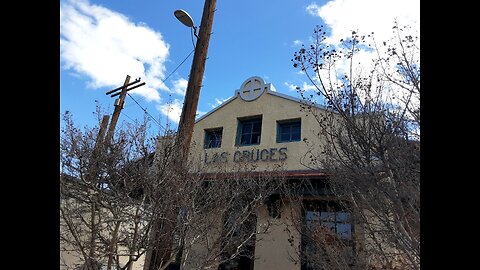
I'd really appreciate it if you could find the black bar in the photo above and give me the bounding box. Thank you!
[110,82,146,97]
[105,78,141,95]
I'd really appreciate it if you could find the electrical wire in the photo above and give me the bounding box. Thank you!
[126,93,167,133]
[122,112,136,123]
[121,48,195,134]
[162,49,195,83]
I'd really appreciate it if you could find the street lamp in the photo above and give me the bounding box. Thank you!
[174,9,199,39]
[174,9,194,27]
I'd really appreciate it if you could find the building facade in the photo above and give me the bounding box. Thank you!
[190,76,324,174]
[185,76,355,270]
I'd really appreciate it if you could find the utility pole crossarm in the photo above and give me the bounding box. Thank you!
[104,75,145,145]
[110,82,146,98]
[105,77,141,95]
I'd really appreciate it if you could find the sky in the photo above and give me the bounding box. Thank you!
[60,0,420,135]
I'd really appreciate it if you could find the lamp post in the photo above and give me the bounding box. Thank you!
[175,0,217,160]
[144,2,217,270]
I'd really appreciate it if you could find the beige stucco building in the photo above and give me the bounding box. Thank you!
[182,76,353,270]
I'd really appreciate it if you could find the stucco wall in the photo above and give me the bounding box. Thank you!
[190,86,327,173]
[254,201,301,270]
[180,207,224,270]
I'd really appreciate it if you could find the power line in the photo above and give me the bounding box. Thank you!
[162,49,195,83]
[123,100,168,134]
[122,111,136,123]
[126,93,167,132]
[117,49,194,134]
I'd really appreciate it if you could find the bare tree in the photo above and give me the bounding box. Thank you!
[290,21,420,270]
[60,109,284,270]
[144,142,286,270]
[60,110,158,270]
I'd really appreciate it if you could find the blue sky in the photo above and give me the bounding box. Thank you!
[60,0,419,135]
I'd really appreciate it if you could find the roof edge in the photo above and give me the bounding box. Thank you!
[195,81,335,123]
[266,88,330,111]
[195,95,238,123]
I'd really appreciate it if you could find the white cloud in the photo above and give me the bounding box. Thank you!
[284,82,317,92]
[157,99,206,124]
[306,0,419,47]
[292,40,302,46]
[306,3,321,16]
[210,97,229,109]
[284,82,298,91]
[304,0,420,113]
[157,99,183,124]
[171,78,188,96]
[302,82,318,92]
[60,0,170,102]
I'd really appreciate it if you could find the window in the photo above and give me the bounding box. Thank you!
[204,128,223,148]
[237,116,262,146]
[306,210,352,241]
[277,119,301,143]
[301,200,354,270]
[304,200,352,241]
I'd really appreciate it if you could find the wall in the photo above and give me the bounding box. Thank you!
[254,201,301,270]
[180,207,224,270]
[190,84,328,173]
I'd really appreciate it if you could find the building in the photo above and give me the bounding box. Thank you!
[181,76,355,270]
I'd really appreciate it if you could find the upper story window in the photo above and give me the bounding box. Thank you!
[237,116,262,146]
[204,128,223,148]
[277,118,301,143]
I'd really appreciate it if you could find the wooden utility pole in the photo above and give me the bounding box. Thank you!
[105,75,131,145]
[176,0,217,158]
[144,2,217,270]
[95,115,110,151]
[82,115,110,270]
[86,115,110,180]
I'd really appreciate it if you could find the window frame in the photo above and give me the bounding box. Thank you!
[301,200,355,270]
[236,115,262,146]
[204,127,223,149]
[277,118,301,143]
[305,207,353,241]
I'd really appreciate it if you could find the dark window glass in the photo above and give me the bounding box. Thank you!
[277,119,301,143]
[204,128,223,148]
[237,117,262,146]
[252,122,261,132]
